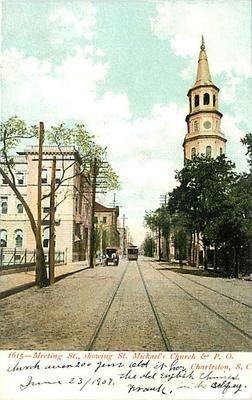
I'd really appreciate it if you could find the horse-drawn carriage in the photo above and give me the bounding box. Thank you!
[104,247,119,266]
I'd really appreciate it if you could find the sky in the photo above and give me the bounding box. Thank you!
[1,0,252,245]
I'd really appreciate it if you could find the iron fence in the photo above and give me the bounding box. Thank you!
[0,248,65,269]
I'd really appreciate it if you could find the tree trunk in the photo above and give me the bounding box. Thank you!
[0,166,48,287]
[192,231,196,267]
[158,225,161,261]
[36,241,48,287]
[179,248,183,266]
[165,237,170,262]
[203,241,208,270]
[233,246,239,278]
[196,231,200,268]
[213,244,218,273]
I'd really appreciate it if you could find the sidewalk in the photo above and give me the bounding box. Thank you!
[0,261,88,295]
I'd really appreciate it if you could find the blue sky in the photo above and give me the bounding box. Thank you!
[1,0,252,244]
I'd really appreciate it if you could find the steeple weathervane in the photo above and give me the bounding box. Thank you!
[195,35,212,86]
[201,35,205,50]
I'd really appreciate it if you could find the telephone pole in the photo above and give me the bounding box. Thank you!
[49,156,56,284]
[121,214,128,256]
[35,122,48,287]
[88,157,97,268]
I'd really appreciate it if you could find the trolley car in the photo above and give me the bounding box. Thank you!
[127,245,138,261]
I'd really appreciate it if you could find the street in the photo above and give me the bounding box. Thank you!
[0,257,251,352]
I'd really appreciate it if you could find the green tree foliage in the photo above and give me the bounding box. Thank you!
[168,152,251,276]
[0,116,120,285]
[47,122,120,192]
[241,132,252,170]
[169,155,236,236]
[170,213,188,266]
[142,234,155,257]
[144,207,171,260]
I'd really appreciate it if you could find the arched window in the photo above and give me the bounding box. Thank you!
[194,95,199,107]
[206,146,212,157]
[43,228,49,248]
[0,229,7,247]
[203,93,210,105]
[213,94,216,107]
[0,197,8,214]
[191,147,196,158]
[194,120,199,131]
[15,229,23,248]
[220,147,223,155]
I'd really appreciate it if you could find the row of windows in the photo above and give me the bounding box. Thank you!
[41,168,62,184]
[0,197,24,214]
[1,172,25,185]
[191,146,223,158]
[190,93,216,109]
[1,169,62,186]
[0,229,23,248]
[0,228,53,249]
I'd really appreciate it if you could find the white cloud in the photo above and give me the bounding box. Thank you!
[150,0,251,173]
[49,2,97,45]
[151,0,251,78]
[1,44,186,244]
[1,1,250,245]
[222,114,248,172]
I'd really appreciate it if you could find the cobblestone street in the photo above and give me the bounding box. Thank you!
[0,257,251,352]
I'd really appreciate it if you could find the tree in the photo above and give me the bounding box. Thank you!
[168,154,237,270]
[48,122,120,268]
[170,213,188,266]
[0,117,48,286]
[0,117,119,285]
[142,234,155,257]
[144,207,171,261]
[241,132,252,169]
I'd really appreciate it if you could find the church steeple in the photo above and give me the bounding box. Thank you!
[183,37,227,161]
[194,35,212,87]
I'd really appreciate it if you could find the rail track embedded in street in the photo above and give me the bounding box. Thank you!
[87,260,173,351]
[147,261,252,343]
[86,262,129,351]
[136,260,172,351]
[166,271,252,310]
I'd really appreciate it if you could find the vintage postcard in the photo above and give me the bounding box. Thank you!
[0,0,251,399]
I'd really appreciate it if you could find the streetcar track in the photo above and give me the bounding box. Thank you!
[86,262,129,350]
[136,260,172,351]
[147,261,252,342]
[157,265,252,310]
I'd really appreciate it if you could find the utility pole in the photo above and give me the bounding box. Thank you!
[121,214,128,256]
[88,157,97,268]
[158,225,161,261]
[35,122,48,287]
[112,193,116,207]
[49,156,56,285]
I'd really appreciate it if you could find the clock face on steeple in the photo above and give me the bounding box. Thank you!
[203,120,211,129]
